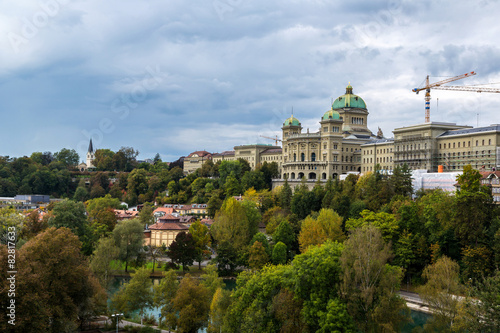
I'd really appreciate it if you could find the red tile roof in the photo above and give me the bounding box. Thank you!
[153,207,175,215]
[148,222,189,230]
[187,151,212,158]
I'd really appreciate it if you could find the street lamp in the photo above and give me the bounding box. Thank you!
[111,313,123,333]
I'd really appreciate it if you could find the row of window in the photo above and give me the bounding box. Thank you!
[396,143,428,152]
[439,139,492,149]
[438,150,492,158]
[363,148,393,155]
[363,156,393,164]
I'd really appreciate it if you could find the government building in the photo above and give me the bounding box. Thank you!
[185,84,500,190]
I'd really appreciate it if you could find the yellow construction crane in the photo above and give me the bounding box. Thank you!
[412,71,476,123]
[260,135,282,146]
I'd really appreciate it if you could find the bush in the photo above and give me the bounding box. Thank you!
[164,262,179,271]
[143,313,157,326]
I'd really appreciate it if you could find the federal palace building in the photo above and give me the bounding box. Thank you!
[184,84,500,187]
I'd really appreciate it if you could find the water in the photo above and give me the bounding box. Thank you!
[402,310,431,332]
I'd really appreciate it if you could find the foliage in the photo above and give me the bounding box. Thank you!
[248,241,270,269]
[188,220,211,268]
[171,274,211,333]
[272,241,287,265]
[154,270,179,331]
[345,209,399,244]
[298,208,345,252]
[8,227,106,332]
[340,226,410,332]
[112,218,144,272]
[419,256,463,331]
[208,287,232,333]
[168,231,197,271]
[111,267,154,319]
[90,237,119,290]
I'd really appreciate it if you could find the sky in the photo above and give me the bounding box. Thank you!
[1,0,500,162]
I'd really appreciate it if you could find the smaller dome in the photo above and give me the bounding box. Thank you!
[322,109,341,121]
[284,115,300,126]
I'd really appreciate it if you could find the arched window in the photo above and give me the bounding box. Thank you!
[301,153,305,162]
[291,172,296,179]
[308,172,316,180]
[311,152,316,162]
[293,153,296,162]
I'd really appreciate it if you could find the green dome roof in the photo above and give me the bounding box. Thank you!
[322,109,341,120]
[284,115,300,126]
[332,84,367,110]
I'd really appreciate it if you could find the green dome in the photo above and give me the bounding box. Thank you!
[322,108,340,120]
[284,115,300,126]
[332,84,367,110]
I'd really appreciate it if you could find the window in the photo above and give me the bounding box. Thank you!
[476,140,479,146]
[482,140,485,145]
[439,144,442,149]
[293,153,296,162]
[453,142,455,148]
[301,153,305,162]
[311,152,316,162]
[489,139,491,145]
[323,127,328,132]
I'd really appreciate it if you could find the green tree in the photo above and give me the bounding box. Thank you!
[298,208,345,252]
[168,231,197,271]
[279,179,292,211]
[90,237,119,290]
[345,210,399,244]
[111,267,154,324]
[73,186,89,202]
[154,270,179,331]
[139,203,154,226]
[466,270,500,332]
[93,149,115,170]
[212,197,252,254]
[340,226,409,332]
[273,220,295,256]
[12,228,106,332]
[112,218,144,272]
[248,241,270,269]
[48,200,91,252]
[390,163,413,197]
[172,274,211,333]
[272,241,287,265]
[189,220,211,269]
[419,256,464,332]
[54,148,79,166]
[208,287,232,333]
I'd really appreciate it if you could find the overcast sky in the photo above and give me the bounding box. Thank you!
[2,0,500,162]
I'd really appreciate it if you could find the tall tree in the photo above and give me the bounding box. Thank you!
[418,256,464,331]
[248,241,270,270]
[90,237,119,290]
[340,225,410,332]
[112,218,144,272]
[168,231,197,271]
[154,270,179,331]
[189,220,211,269]
[54,148,79,167]
[172,274,211,333]
[111,267,154,325]
[13,228,106,332]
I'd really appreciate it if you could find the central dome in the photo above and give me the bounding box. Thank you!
[332,84,367,110]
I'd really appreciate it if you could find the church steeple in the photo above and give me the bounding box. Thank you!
[88,138,94,153]
[86,138,95,168]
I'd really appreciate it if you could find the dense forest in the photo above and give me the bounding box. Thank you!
[0,147,499,332]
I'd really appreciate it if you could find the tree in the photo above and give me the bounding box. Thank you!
[139,203,154,226]
[172,274,211,333]
[112,218,144,272]
[54,148,79,166]
[466,270,500,332]
[248,241,270,269]
[20,210,49,240]
[340,226,409,332]
[48,200,90,252]
[298,208,345,252]
[90,237,119,290]
[208,287,232,333]
[168,231,197,271]
[13,228,106,332]
[419,256,464,331]
[154,270,179,331]
[93,149,115,170]
[212,197,252,253]
[345,210,399,244]
[111,267,153,325]
[390,163,413,197]
[279,179,292,211]
[73,186,89,202]
[189,220,211,269]
[0,207,25,244]
[272,241,287,265]
[201,264,224,299]
[271,288,308,333]
[273,220,295,256]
